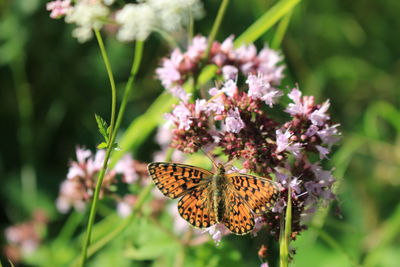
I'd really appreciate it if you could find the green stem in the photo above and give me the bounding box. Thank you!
[204,0,230,59]
[94,29,117,137]
[79,36,144,267]
[109,41,144,146]
[279,186,292,267]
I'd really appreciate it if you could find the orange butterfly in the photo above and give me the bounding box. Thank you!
[148,162,279,235]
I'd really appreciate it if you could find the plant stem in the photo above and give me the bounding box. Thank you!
[94,30,117,138]
[279,186,292,267]
[79,34,144,267]
[204,0,230,59]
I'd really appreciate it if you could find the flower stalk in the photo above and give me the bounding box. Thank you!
[79,34,144,267]
[204,0,230,59]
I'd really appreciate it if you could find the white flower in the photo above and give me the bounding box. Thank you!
[65,0,109,43]
[116,3,155,42]
[148,0,205,32]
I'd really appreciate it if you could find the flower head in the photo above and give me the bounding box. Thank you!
[116,3,155,42]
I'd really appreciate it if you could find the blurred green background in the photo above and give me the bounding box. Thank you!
[0,0,399,266]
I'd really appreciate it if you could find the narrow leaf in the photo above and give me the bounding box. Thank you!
[234,0,301,47]
[94,114,109,142]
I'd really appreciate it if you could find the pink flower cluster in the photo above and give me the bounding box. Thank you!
[3,210,48,263]
[156,35,284,102]
[56,147,145,217]
[155,37,341,244]
[46,0,72,19]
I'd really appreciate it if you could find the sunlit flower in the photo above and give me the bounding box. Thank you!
[116,3,155,42]
[148,0,204,32]
[65,0,109,43]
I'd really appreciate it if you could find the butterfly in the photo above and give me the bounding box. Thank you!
[147,162,279,235]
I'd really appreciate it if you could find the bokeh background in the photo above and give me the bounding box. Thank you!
[1,0,399,266]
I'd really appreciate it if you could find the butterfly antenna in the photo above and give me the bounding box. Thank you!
[198,146,219,170]
[224,157,236,170]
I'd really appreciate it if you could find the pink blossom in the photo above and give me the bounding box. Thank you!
[155,123,173,147]
[272,198,286,213]
[117,195,137,218]
[317,124,341,147]
[222,65,238,80]
[114,154,138,183]
[257,46,284,84]
[246,73,283,107]
[285,88,314,116]
[167,103,193,130]
[310,100,330,126]
[221,79,238,97]
[187,35,207,60]
[194,99,208,115]
[305,124,319,137]
[275,169,302,194]
[275,129,302,157]
[56,180,86,213]
[168,204,190,234]
[252,216,266,236]
[204,224,230,245]
[316,145,330,159]
[310,163,335,186]
[220,35,234,55]
[260,263,269,267]
[224,108,245,133]
[236,44,257,62]
[208,87,219,96]
[46,0,72,19]
[156,49,183,94]
[169,85,190,102]
[86,149,105,175]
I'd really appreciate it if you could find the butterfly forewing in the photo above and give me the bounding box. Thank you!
[178,183,217,228]
[148,162,212,199]
[226,173,280,214]
[222,189,255,235]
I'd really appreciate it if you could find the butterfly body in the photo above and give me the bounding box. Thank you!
[148,162,279,235]
[211,165,228,223]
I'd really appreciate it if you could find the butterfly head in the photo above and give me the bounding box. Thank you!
[216,163,225,175]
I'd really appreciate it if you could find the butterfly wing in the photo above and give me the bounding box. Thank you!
[222,188,255,235]
[148,162,213,199]
[178,183,217,229]
[226,173,279,214]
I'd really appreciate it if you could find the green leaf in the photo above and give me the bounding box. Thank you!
[97,142,108,149]
[234,0,301,47]
[95,114,109,143]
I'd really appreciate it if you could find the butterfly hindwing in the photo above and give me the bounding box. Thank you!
[222,188,254,235]
[226,173,280,214]
[178,183,217,229]
[148,162,212,199]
